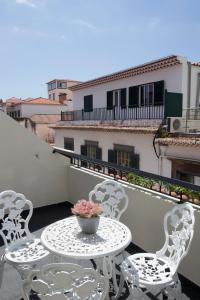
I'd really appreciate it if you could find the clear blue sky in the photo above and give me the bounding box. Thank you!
[0,0,199,99]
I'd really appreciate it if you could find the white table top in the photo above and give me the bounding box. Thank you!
[41,216,132,259]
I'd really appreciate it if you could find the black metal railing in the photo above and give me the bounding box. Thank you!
[183,108,200,120]
[53,147,200,206]
[61,105,164,121]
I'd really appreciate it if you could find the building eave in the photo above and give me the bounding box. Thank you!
[156,137,200,147]
[70,55,182,91]
[51,124,158,134]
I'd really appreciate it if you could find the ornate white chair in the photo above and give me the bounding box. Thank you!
[0,190,49,283]
[89,180,129,296]
[22,263,109,300]
[89,179,129,220]
[121,203,195,299]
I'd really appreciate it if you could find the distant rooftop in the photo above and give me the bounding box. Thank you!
[6,97,66,106]
[46,78,82,84]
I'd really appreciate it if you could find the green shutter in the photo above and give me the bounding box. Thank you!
[120,88,126,108]
[107,91,113,110]
[80,145,87,167]
[81,145,87,156]
[154,81,164,105]
[164,91,183,118]
[96,148,102,160]
[129,86,139,107]
[84,95,93,112]
[130,153,140,169]
[108,149,116,163]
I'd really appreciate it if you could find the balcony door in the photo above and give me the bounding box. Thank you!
[113,90,120,107]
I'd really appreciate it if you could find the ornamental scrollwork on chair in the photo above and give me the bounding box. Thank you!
[0,190,33,247]
[156,203,195,273]
[121,203,195,299]
[22,263,109,300]
[89,180,129,220]
[0,190,49,283]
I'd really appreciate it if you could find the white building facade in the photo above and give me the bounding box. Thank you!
[54,55,200,181]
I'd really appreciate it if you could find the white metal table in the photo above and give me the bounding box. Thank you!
[41,216,132,297]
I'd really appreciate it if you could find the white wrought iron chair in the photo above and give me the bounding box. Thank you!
[0,190,49,284]
[121,203,195,299]
[89,179,129,221]
[89,180,129,296]
[22,263,109,300]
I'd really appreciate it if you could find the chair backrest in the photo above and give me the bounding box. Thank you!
[156,203,195,273]
[22,263,109,300]
[0,190,33,248]
[89,179,129,220]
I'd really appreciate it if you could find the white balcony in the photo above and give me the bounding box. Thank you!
[0,111,200,299]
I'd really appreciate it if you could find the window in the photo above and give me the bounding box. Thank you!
[129,80,164,107]
[81,141,102,159]
[57,81,67,89]
[176,171,194,184]
[107,88,127,109]
[108,145,140,169]
[116,150,131,167]
[64,138,74,151]
[84,95,93,112]
[48,82,56,91]
[113,90,120,107]
[140,83,154,106]
[49,94,51,100]
[53,93,55,101]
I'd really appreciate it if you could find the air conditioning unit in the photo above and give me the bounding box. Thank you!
[168,117,187,133]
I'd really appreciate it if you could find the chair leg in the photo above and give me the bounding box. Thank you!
[164,277,182,300]
[0,254,5,288]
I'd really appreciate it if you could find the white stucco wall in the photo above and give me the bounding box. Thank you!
[35,123,55,142]
[0,112,69,208]
[67,166,200,287]
[72,65,183,110]
[190,65,200,108]
[19,104,66,118]
[54,128,159,174]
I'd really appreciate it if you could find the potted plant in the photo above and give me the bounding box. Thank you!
[71,199,102,234]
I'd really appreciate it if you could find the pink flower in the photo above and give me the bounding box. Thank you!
[71,199,102,218]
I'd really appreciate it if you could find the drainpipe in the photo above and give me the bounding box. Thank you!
[195,72,200,108]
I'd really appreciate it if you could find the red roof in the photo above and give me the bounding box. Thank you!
[24,97,62,105]
[192,62,200,67]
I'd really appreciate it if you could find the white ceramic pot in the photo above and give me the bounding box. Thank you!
[77,216,100,234]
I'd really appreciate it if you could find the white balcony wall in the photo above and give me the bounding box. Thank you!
[72,65,183,110]
[67,166,200,287]
[0,112,68,208]
[54,128,159,174]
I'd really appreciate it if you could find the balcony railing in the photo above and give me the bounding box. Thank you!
[53,147,200,206]
[61,105,164,121]
[183,108,200,120]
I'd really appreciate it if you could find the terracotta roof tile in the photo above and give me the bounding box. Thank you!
[70,55,181,91]
[24,97,62,105]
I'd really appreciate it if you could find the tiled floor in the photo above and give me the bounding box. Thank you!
[0,202,200,300]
